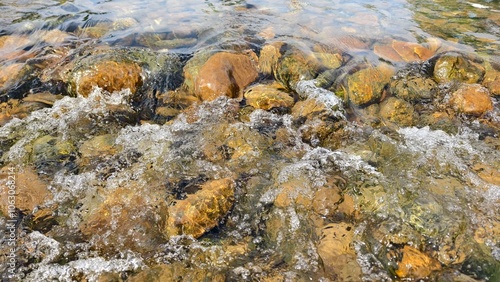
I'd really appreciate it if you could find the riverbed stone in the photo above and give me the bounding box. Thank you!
[390,76,437,103]
[194,52,258,101]
[449,84,493,116]
[244,83,294,110]
[259,42,284,75]
[79,185,167,255]
[74,60,143,97]
[165,178,235,238]
[274,47,322,90]
[317,222,363,281]
[0,166,52,215]
[379,97,416,126]
[433,53,485,84]
[128,263,225,282]
[395,245,441,279]
[347,64,394,106]
[374,40,436,63]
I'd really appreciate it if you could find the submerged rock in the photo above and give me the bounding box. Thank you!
[394,245,441,279]
[165,178,235,238]
[244,83,294,110]
[374,39,437,63]
[79,185,167,255]
[258,42,284,75]
[274,46,322,90]
[0,166,52,215]
[194,52,258,101]
[73,60,143,97]
[317,222,362,281]
[449,84,493,116]
[128,263,225,282]
[433,53,485,84]
[347,64,394,106]
[390,76,437,103]
[379,97,416,127]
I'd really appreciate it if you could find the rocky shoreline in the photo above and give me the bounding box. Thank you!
[0,21,499,281]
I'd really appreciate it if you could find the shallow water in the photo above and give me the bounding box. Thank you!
[0,0,499,281]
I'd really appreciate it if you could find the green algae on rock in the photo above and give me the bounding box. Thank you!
[347,64,394,106]
[433,52,485,84]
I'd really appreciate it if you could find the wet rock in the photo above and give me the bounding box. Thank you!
[244,83,294,110]
[395,245,441,279]
[347,64,394,106]
[182,51,215,94]
[482,63,500,96]
[433,53,485,84]
[0,35,32,61]
[374,39,437,63]
[73,60,143,97]
[78,134,121,167]
[0,166,52,215]
[38,29,71,45]
[274,178,313,209]
[0,63,25,91]
[79,185,167,255]
[195,52,258,101]
[311,44,343,70]
[30,135,77,172]
[472,163,500,185]
[128,263,225,282]
[311,187,341,217]
[259,42,283,75]
[274,47,322,90]
[165,178,235,238]
[292,80,345,121]
[449,84,493,116]
[317,222,363,281]
[379,97,416,127]
[390,76,437,103]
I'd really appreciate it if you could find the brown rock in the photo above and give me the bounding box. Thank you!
[374,40,436,63]
[195,52,258,101]
[449,84,493,116]
[75,60,143,97]
[0,35,32,61]
[128,263,225,282]
[244,83,294,110]
[312,187,341,216]
[0,166,52,215]
[317,222,363,281]
[379,97,415,126]
[433,53,485,84]
[259,43,283,75]
[79,186,167,254]
[347,64,394,106]
[472,163,500,185]
[165,178,235,238]
[274,179,313,209]
[395,245,441,279]
[0,63,24,89]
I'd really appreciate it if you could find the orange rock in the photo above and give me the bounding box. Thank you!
[449,84,493,116]
[374,44,404,62]
[75,60,143,97]
[312,187,341,216]
[0,166,52,215]
[195,52,258,101]
[165,178,235,238]
[395,245,441,279]
[0,63,24,89]
[374,40,435,63]
[79,185,167,254]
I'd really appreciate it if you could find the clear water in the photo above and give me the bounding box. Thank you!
[0,0,499,281]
